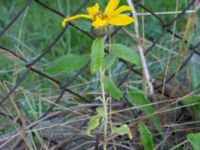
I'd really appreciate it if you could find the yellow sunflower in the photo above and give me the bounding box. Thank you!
[62,0,135,28]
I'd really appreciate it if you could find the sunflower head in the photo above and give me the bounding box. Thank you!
[62,0,136,29]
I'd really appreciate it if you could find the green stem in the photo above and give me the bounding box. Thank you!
[99,65,108,150]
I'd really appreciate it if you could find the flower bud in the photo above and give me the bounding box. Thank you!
[91,26,109,38]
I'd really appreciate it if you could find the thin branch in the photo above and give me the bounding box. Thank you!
[127,0,154,95]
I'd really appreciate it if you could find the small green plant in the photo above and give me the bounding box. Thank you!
[61,0,139,149]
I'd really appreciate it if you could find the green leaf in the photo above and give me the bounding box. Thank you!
[187,133,200,150]
[111,44,141,68]
[87,107,104,136]
[104,76,123,100]
[188,54,200,90]
[87,115,101,136]
[183,96,200,121]
[127,87,163,136]
[91,38,104,74]
[45,54,89,73]
[112,124,132,140]
[139,122,153,150]
[96,107,104,117]
[103,53,116,70]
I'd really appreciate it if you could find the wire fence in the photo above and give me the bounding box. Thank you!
[0,0,200,148]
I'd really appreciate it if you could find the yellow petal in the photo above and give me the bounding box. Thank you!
[110,5,133,16]
[105,0,120,15]
[107,15,135,26]
[92,17,107,28]
[87,3,100,18]
[62,14,91,27]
